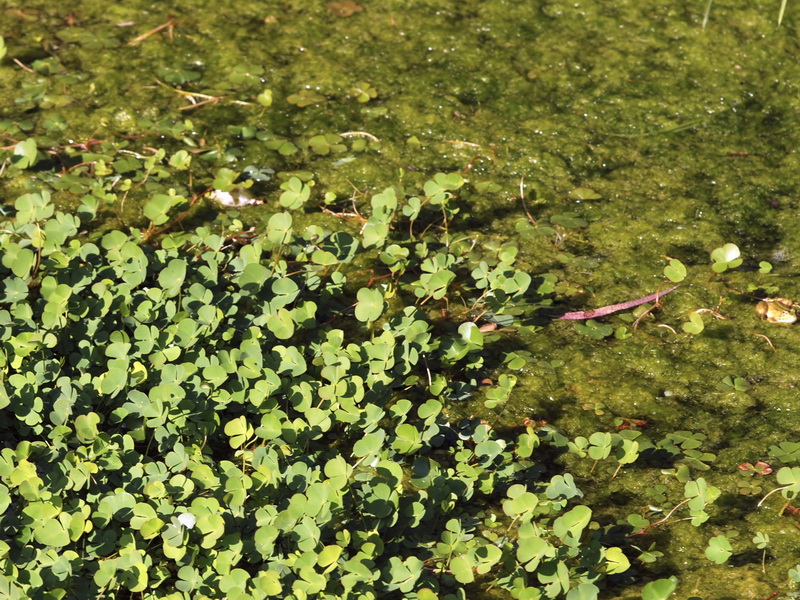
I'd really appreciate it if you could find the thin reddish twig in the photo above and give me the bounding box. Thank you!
[559,284,681,321]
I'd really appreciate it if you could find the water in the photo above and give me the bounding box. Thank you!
[3,0,800,596]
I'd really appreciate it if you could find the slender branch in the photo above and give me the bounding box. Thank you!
[630,497,691,536]
[559,284,680,321]
[519,177,537,226]
[339,131,380,143]
[128,19,177,46]
[758,485,791,508]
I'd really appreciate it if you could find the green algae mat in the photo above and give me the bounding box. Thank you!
[2,2,800,599]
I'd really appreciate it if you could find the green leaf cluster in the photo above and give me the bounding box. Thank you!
[0,187,627,600]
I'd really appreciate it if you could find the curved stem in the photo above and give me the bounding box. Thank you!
[758,485,791,508]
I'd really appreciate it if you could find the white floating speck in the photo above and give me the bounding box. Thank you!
[208,188,261,207]
[177,512,196,530]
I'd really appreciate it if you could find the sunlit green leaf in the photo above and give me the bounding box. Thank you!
[641,577,678,600]
[704,534,732,564]
[355,287,384,323]
[13,138,39,169]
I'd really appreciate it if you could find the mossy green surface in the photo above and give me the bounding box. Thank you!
[3,1,800,598]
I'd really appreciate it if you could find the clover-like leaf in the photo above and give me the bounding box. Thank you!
[254,571,282,594]
[169,150,192,170]
[449,555,474,584]
[663,258,686,282]
[642,577,678,600]
[682,312,704,334]
[353,431,384,458]
[308,133,345,155]
[392,424,423,454]
[354,287,384,323]
[119,562,148,592]
[287,89,325,107]
[710,243,743,273]
[267,212,293,245]
[350,81,377,103]
[158,258,187,297]
[317,545,343,569]
[75,412,100,443]
[256,88,273,107]
[704,534,732,564]
[575,319,614,340]
[753,531,769,549]
[717,375,749,392]
[144,192,185,226]
[279,177,311,210]
[15,191,54,224]
[604,547,630,574]
[776,466,800,498]
[224,416,254,449]
[13,138,39,169]
[34,516,71,547]
[2,244,36,279]
[266,307,295,340]
[552,505,591,544]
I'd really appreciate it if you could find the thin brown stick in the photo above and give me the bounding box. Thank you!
[151,79,253,112]
[695,308,728,320]
[519,177,537,226]
[13,58,35,73]
[320,206,367,222]
[128,19,177,46]
[443,140,482,148]
[754,332,777,352]
[177,97,219,111]
[339,131,380,143]
[630,497,691,536]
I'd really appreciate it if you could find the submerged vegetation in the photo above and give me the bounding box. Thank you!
[3,1,800,599]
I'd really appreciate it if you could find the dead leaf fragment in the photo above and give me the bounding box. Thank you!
[326,1,364,17]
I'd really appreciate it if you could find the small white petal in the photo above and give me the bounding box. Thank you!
[177,512,196,529]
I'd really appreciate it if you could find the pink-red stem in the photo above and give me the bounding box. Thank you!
[558,284,680,321]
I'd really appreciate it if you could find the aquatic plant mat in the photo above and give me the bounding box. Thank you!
[3,2,800,599]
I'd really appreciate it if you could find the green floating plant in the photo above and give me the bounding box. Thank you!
[770,441,800,464]
[0,175,638,600]
[710,242,742,273]
[350,81,378,103]
[682,312,704,334]
[641,577,678,600]
[717,375,749,392]
[663,258,686,283]
[287,88,325,107]
[256,88,273,107]
[574,319,614,340]
[704,534,732,564]
[753,531,769,573]
[12,138,39,169]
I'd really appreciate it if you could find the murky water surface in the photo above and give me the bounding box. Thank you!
[3,1,800,596]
